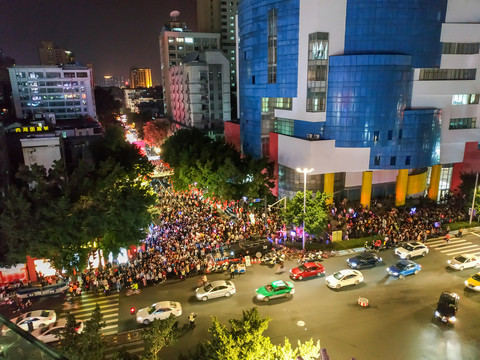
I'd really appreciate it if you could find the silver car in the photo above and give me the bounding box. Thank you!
[195,280,236,301]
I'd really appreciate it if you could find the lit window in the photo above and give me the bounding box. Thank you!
[185,37,193,43]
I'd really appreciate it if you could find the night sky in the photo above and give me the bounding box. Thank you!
[0,0,197,85]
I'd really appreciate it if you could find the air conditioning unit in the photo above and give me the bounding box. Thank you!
[313,134,320,140]
[307,133,313,140]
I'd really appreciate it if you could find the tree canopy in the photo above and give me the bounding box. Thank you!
[143,119,171,148]
[188,307,321,360]
[161,128,275,201]
[0,126,158,272]
[284,191,329,237]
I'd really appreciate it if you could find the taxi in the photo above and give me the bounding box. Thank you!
[255,280,295,302]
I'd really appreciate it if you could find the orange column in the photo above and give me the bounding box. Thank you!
[428,164,442,201]
[26,256,37,282]
[395,169,409,206]
[324,173,334,205]
[360,171,373,208]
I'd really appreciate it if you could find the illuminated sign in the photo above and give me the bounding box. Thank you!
[14,125,50,133]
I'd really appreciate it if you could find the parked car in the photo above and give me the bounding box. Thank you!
[15,282,68,299]
[255,280,295,302]
[195,280,236,301]
[434,291,459,325]
[135,301,182,325]
[447,254,480,271]
[229,237,273,258]
[325,270,364,289]
[290,262,325,280]
[464,272,480,291]
[8,310,56,333]
[347,252,382,269]
[31,318,83,343]
[387,260,421,279]
[394,242,429,259]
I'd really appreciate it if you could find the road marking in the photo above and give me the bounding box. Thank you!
[428,240,467,248]
[471,232,480,237]
[444,246,480,256]
[436,242,473,251]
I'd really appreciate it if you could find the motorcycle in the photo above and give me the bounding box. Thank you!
[126,288,141,296]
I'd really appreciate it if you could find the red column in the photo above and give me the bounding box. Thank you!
[26,256,37,282]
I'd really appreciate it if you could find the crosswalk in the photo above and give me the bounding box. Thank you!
[60,292,119,336]
[427,236,480,257]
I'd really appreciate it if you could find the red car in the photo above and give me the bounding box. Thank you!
[290,262,325,280]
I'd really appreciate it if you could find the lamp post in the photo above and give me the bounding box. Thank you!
[296,168,314,250]
[469,173,479,225]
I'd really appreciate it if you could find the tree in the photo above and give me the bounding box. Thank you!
[188,308,321,360]
[143,119,171,148]
[59,305,106,360]
[142,315,179,360]
[284,191,329,237]
[161,128,275,201]
[95,87,122,127]
[111,348,140,360]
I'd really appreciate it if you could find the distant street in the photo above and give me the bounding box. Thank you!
[15,231,480,360]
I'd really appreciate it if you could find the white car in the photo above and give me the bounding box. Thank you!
[31,318,84,343]
[136,301,182,325]
[195,280,236,301]
[448,254,480,271]
[325,269,364,289]
[395,242,429,259]
[9,310,56,333]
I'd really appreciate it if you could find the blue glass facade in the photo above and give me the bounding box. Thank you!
[344,0,447,68]
[238,0,446,170]
[238,0,299,158]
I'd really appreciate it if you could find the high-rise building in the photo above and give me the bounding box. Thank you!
[129,68,152,88]
[236,0,480,204]
[170,50,231,129]
[38,41,75,66]
[159,13,220,116]
[8,65,97,120]
[103,75,125,88]
[0,49,15,114]
[197,0,239,117]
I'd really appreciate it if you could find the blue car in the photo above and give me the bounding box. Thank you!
[387,260,421,279]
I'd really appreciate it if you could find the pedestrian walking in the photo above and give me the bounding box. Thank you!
[189,312,197,329]
[230,264,235,279]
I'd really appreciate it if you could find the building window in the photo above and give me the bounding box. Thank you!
[449,117,477,130]
[442,42,480,55]
[405,156,411,166]
[374,156,380,166]
[398,129,403,139]
[419,68,476,81]
[390,157,396,166]
[252,76,255,84]
[388,130,393,140]
[267,9,277,84]
[306,32,329,112]
[373,131,379,142]
[452,94,480,105]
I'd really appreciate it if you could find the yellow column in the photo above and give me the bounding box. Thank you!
[360,171,373,209]
[324,173,334,205]
[428,164,442,201]
[395,169,409,206]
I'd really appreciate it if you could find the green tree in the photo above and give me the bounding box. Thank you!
[95,87,122,127]
[161,128,275,201]
[285,191,329,237]
[111,348,140,360]
[189,308,320,360]
[59,313,82,359]
[141,315,179,360]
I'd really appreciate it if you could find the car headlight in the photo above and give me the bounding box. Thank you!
[392,272,399,276]
[257,294,265,299]
[447,260,451,264]
[136,316,143,321]
[434,311,440,317]
[350,263,357,267]
[448,316,456,323]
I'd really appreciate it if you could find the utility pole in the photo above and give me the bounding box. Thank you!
[469,173,478,225]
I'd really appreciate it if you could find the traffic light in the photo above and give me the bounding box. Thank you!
[130,307,135,315]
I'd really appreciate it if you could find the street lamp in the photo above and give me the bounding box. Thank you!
[296,168,314,250]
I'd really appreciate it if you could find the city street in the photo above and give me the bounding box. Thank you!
[12,232,480,360]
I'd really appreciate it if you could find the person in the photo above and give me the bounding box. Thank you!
[458,228,463,238]
[189,312,197,329]
[444,233,450,244]
[131,282,139,290]
[230,264,235,279]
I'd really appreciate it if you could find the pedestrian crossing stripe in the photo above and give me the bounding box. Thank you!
[426,238,480,257]
[427,239,467,248]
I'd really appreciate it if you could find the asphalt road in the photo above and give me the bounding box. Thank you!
[8,232,480,360]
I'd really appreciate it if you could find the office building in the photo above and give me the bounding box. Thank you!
[197,0,239,110]
[103,75,125,88]
[8,65,97,121]
[0,49,15,113]
[129,68,152,88]
[38,41,74,66]
[159,15,220,116]
[169,50,231,129]
[235,0,480,205]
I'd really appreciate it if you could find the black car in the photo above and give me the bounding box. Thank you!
[346,252,382,269]
[434,291,459,325]
[228,238,273,259]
